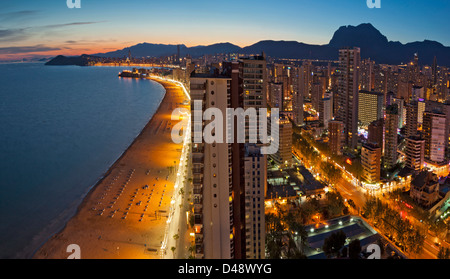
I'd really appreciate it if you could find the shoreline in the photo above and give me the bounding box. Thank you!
[20,81,166,259]
[33,77,189,259]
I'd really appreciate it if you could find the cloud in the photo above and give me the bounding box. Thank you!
[0,10,40,22]
[0,45,61,55]
[0,28,31,42]
[63,38,118,45]
[41,21,106,29]
[0,21,106,44]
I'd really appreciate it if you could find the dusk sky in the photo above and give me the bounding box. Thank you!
[1,0,449,60]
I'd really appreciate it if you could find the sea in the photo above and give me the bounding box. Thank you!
[0,63,165,258]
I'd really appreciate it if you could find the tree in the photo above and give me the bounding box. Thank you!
[438,247,450,260]
[285,237,306,259]
[348,239,362,259]
[347,199,356,209]
[283,212,308,251]
[321,161,342,185]
[266,236,282,259]
[188,245,195,258]
[171,246,176,258]
[322,230,347,258]
[325,191,346,219]
[265,213,285,259]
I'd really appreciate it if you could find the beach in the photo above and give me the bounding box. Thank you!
[33,78,188,259]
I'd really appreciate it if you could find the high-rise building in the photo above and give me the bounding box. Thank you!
[392,97,405,128]
[384,104,399,169]
[425,101,450,159]
[328,120,344,156]
[405,101,419,138]
[190,55,268,259]
[358,90,384,128]
[268,82,283,110]
[299,61,312,100]
[291,66,304,126]
[423,111,446,163]
[418,100,426,124]
[361,143,382,184]
[240,55,267,141]
[405,136,425,171]
[368,118,384,149]
[432,56,438,86]
[359,58,374,91]
[386,91,395,107]
[239,55,268,259]
[190,73,236,259]
[311,82,323,112]
[320,92,333,129]
[373,64,387,96]
[411,86,424,101]
[336,47,360,150]
[292,88,304,126]
[270,115,292,167]
[244,145,266,259]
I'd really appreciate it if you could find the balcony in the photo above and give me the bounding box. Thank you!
[194,205,203,215]
[190,84,206,91]
[193,187,203,195]
[193,167,204,174]
[193,178,203,185]
[192,146,204,153]
[195,244,204,258]
[194,215,203,225]
[195,236,203,245]
[192,156,204,165]
[193,196,202,204]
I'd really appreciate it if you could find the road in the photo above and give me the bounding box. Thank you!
[293,143,448,259]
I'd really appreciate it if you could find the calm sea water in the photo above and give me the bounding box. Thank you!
[0,63,165,258]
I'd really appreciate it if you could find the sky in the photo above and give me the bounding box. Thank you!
[0,0,449,60]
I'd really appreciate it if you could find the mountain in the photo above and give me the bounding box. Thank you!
[241,40,334,61]
[49,23,450,66]
[93,42,241,58]
[327,23,450,65]
[183,43,242,57]
[238,24,450,65]
[45,54,98,66]
[94,43,187,58]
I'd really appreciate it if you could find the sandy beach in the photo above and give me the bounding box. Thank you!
[33,78,188,259]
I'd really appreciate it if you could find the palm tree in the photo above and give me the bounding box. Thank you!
[348,239,362,259]
[322,230,347,258]
[188,245,195,258]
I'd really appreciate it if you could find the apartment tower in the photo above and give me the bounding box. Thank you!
[336,47,360,150]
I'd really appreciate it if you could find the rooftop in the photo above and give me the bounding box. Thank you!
[411,170,438,189]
